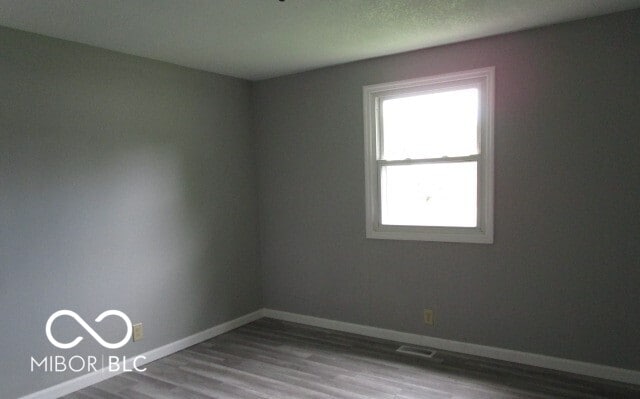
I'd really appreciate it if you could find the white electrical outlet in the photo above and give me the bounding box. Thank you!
[424,309,434,326]
[132,323,143,341]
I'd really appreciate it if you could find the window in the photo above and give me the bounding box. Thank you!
[363,67,494,243]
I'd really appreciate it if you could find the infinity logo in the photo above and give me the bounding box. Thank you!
[46,310,132,349]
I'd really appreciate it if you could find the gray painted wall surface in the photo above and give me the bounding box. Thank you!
[254,10,640,371]
[0,27,261,398]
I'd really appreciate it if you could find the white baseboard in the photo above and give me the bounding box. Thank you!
[263,308,640,386]
[19,310,263,399]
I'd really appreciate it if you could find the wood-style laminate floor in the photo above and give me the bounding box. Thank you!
[62,318,640,399]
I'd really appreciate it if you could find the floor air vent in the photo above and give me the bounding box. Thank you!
[396,345,437,359]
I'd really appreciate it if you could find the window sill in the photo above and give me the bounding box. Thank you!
[366,226,493,244]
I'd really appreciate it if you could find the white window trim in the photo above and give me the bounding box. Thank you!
[363,67,495,244]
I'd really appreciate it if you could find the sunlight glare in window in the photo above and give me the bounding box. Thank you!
[382,88,478,160]
[381,162,477,227]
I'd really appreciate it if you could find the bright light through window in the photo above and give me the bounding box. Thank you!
[363,67,494,243]
[381,162,477,227]
[382,88,479,160]
[379,88,479,228]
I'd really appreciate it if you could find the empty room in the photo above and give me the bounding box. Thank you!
[1,1,639,398]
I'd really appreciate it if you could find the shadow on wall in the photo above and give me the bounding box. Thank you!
[1,142,244,397]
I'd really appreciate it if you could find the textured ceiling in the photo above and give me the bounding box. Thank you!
[0,0,639,80]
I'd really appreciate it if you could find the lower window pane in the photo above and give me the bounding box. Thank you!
[381,162,477,227]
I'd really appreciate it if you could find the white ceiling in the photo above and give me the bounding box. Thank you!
[1,0,639,80]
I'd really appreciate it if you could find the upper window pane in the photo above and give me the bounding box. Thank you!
[381,88,479,160]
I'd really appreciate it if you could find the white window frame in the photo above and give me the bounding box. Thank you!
[363,67,495,243]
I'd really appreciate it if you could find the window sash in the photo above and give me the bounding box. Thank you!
[377,154,479,167]
[377,159,480,228]
[376,82,483,161]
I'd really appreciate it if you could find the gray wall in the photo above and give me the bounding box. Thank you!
[254,9,640,371]
[0,27,261,398]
